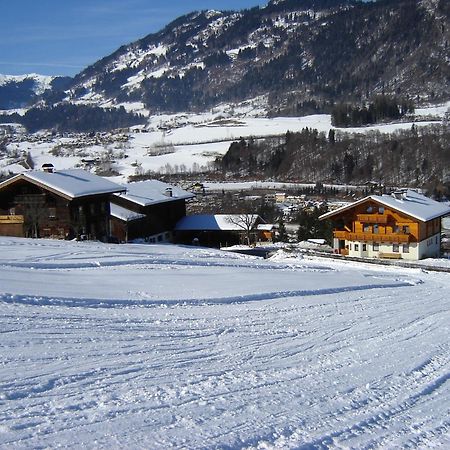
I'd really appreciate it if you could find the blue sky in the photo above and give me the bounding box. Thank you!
[1,0,268,77]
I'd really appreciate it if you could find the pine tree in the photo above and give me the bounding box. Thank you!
[277,217,288,242]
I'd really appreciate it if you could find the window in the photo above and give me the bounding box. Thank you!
[393,243,399,252]
[373,243,379,251]
[363,224,371,233]
[9,208,15,215]
[402,226,410,234]
[402,244,409,253]
[354,244,359,251]
[362,244,367,251]
[48,207,56,219]
[378,206,384,214]
[367,206,373,213]
[373,224,379,234]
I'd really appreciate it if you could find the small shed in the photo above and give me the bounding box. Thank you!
[175,214,265,247]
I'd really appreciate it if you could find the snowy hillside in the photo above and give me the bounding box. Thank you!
[0,237,449,448]
[2,101,448,182]
[0,74,58,110]
[0,74,54,95]
[61,0,449,114]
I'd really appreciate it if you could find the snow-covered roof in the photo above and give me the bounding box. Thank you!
[115,180,194,207]
[175,214,261,231]
[110,203,146,222]
[0,169,125,200]
[320,190,450,222]
[257,223,276,231]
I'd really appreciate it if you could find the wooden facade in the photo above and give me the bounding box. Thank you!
[174,214,265,248]
[0,170,124,241]
[110,197,189,243]
[0,214,24,237]
[320,192,449,260]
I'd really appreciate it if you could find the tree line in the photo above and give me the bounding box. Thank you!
[331,96,415,127]
[216,124,450,197]
[0,104,145,133]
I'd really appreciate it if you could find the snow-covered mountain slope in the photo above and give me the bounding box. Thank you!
[36,0,449,115]
[0,236,449,448]
[0,74,53,94]
[0,73,71,110]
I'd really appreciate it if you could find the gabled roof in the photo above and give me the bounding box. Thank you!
[320,190,450,222]
[0,169,125,200]
[114,180,194,207]
[175,214,262,232]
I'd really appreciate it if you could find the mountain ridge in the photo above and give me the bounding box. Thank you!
[1,0,449,122]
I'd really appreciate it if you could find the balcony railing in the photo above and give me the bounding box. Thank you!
[333,230,410,243]
[357,214,389,224]
[0,214,24,224]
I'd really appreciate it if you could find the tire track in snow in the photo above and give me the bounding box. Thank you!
[274,345,450,449]
[0,280,414,308]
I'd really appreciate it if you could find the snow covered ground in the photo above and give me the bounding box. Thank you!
[0,237,449,448]
[2,100,449,181]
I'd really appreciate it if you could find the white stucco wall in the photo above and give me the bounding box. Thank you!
[345,241,419,260]
[333,232,442,260]
[417,233,441,259]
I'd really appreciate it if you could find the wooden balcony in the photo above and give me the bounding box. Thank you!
[0,214,24,224]
[357,214,388,224]
[333,230,410,243]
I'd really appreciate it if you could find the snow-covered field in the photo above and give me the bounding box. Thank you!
[0,237,449,448]
[2,100,449,181]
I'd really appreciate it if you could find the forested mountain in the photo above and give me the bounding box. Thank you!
[1,0,448,131]
[43,0,449,115]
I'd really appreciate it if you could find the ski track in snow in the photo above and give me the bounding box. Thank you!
[0,237,449,448]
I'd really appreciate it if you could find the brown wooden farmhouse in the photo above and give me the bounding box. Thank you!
[0,166,125,240]
[110,180,194,243]
[320,189,450,260]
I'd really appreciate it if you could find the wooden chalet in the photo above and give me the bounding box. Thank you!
[0,165,125,240]
[320,189,450,260]
[110,180,194,243]
[174,214,265,247]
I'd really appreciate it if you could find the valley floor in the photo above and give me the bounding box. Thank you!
[0,237,449,448]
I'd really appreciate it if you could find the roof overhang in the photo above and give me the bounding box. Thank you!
[320,194,450,223]
[0,173,126,201]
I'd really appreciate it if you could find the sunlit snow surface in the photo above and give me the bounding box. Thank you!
[0,237,449,448]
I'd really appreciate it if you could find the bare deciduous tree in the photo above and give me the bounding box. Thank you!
[226,214,259,246]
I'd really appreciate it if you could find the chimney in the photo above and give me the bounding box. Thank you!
[392,189,407,200]
[42,163,55,173]
[165,188,173,197]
